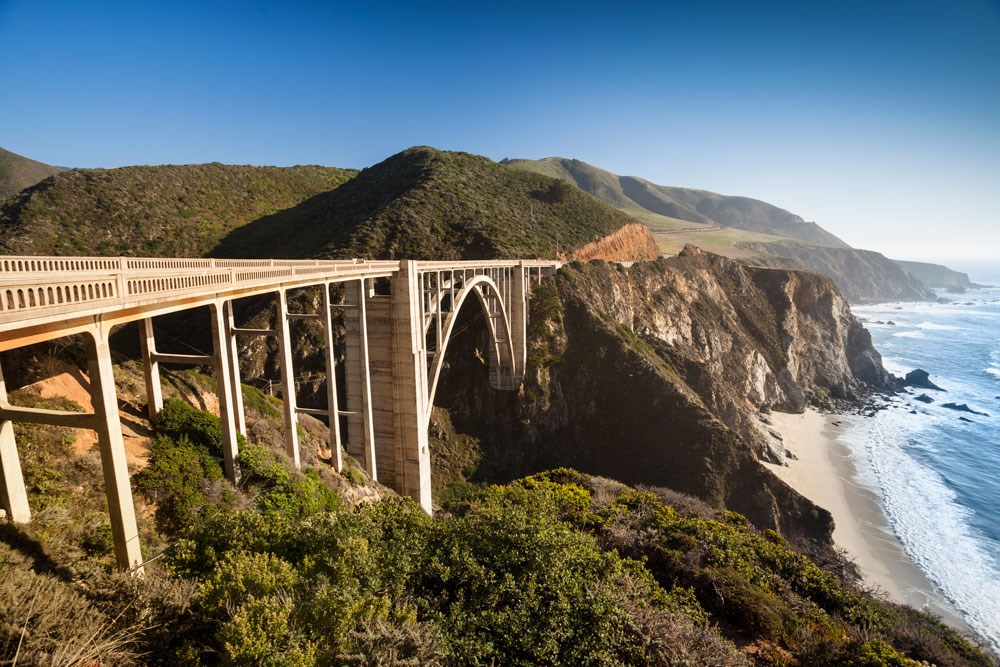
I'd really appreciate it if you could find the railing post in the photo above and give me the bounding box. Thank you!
[138,318,163,423]
[210,301,241,482]
[275,289,301,468]
[0,360,30,524]
[86,329,143,574]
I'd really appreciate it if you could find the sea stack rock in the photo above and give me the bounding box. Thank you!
[903,369,944,391]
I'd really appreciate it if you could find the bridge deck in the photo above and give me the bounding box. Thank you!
[0,255,556,351]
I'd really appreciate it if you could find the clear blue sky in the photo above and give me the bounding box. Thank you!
[2,0,998,261]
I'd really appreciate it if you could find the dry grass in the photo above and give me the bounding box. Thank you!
[0,558,143,666]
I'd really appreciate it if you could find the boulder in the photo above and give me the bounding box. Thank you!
[903,369,944,391]
[914,394,934,404]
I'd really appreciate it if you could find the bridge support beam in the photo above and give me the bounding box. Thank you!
[391,261,432,513]
[210,301,241,482]
[343,279,377,479]
[511,262,528,385]
[275,290,301,469]
[86,330,143,573]
[0,361,30,524]
[321,284,343,472]
[224,301,246,437]
[138,318,163,423]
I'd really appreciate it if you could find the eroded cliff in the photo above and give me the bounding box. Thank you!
[433,247,892,548]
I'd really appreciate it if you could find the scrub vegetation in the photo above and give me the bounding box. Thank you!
[0,396,990,666]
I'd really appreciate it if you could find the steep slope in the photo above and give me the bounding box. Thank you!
[504,157,849,247]
[0,147,64,200]
[0,163,356,257]
[433,247,892,547]
[894,259,981,290]
[213,147,659,261]
[741,241,936,303]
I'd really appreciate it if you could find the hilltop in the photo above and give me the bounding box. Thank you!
[0,162,356,257]
[505,156,939,303]
[0,146,64,200]
[503,156,848,248]
[213,147,658,261]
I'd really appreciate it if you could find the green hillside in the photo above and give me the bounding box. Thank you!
[0,163,356,257]
[504,157,849,248]
[0,146,64,200]
[213,147,641,260]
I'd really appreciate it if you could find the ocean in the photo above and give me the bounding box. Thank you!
[851,269,1000,654]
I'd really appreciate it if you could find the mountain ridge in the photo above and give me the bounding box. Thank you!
[0,146,65,200]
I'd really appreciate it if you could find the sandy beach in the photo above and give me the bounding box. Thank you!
[763,409,970,632]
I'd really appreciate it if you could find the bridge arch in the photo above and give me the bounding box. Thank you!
[425,274,515,426]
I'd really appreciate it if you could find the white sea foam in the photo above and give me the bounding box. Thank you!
[986,367,1000,380]
[850,412,1000,653]
[916,322,961,331]
[892,331,925,339]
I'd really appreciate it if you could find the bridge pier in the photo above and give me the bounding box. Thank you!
[0,361,30,524]
[343,279,377,479]
[210,300,242,482]
[390,261,433,512]
[275,290,301,468]
[86,330,144,573]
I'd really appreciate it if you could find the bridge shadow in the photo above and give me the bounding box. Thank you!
[0,522,75,582]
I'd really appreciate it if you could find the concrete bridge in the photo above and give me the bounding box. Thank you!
[0,255,560,572]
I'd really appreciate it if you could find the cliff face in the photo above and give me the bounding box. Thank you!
[738,241,936,303]
[433,247,892,547]
[893,259,979,289]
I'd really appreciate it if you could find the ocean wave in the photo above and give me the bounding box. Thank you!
[854,413,1000,653]
[986,367,1000,380]
[893,331,925,339]
[916,322,962,331]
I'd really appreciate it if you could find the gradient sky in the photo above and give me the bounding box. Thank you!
[2,0,998,262]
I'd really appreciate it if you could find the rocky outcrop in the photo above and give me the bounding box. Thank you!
[739,241,936,304]
[569,223,660,262]
[903,369,944,391]
[433,247,891,548]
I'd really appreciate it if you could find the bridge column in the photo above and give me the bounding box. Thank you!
[138,318,163,423]
[321,284,343,472]
[510,262,528,385]
[223,300,246,437]
[210,300,241,482]
[86,330,143,573]
[0,361,30,524]
[391,261,432,513]
[275,290,301,468]
[343,279,377,479]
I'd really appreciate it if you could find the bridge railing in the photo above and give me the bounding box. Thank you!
[0,256,562,325]
[0,256,399,323]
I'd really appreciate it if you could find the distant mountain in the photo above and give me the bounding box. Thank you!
[0,163,356,257]
[214,147,657,261]
[504,156,947,303]
[503,157,849,248]
[741,241,935,303]
[0,147,64,200]
[893,259,981,290]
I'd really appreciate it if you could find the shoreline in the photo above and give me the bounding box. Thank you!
[763,409,971,634]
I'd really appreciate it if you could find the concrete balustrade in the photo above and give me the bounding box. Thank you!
[0,255,560,571]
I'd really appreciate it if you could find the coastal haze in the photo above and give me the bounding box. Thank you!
[2,0,999,664]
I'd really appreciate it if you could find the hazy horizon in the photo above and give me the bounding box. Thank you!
[2,0,997,260]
